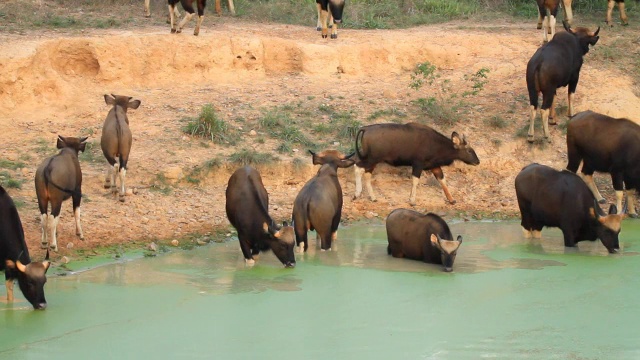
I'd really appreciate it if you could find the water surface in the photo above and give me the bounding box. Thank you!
[2,220,640,359]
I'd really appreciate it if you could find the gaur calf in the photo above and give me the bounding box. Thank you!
[101,94,141,202]
[226,166,296,267]
[1,185,50,309]
[566,110,640,217]
[525,21,599,142]
[386,208,463,272]
[292,150,355,252]
[35,136,87,252]
[515,163,626,254]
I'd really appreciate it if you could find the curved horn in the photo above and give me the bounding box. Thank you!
[16,260,27,273]
[593,199,606,218]
[42,249,50,270]
[344,152,356,159]
[308,150,316,156]
[79,136,89,143]
[593,26,600,36]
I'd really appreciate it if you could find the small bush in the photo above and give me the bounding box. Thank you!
[183,104,237,145]
[229,149,276,166]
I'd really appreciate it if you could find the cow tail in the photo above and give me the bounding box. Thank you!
[528,65,541,108]
[355,128,366,160]
[44,156,80,197]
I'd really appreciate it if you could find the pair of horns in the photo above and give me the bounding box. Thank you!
[15,249,50,273]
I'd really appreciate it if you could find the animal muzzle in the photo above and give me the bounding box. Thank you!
[284,262,296,268]
[333,19,342,23]
[607,248,618,254]
[443,267,453,273]
[34,302,47,310]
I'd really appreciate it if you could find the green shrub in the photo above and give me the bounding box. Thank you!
[183,104,237,145]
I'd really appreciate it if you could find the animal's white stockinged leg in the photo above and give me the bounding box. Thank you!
[549,95,557,124]
[568,92,574,117]
[522,227,532,238]
[75,207,84,240]
[532,230,542,238]
[194,15,204,35]
[354,166,364,198]
[227,0,235,15]
[331,21,339,38]
[50,215,59,252]
[549,15,556,41]
[320,10,329,38]
[332,231,337,242]
[111,164,119,193]
[144,0,151,17]
[119,168,127,201]
[619,2,628,25]
[582,174,605,202]
[627,192,637,215]
[606,0,615,24]
[5,279,13,301]
[537,9,543,29]
[542,16,549,42]
[169,4,177,32]
[104,165,112,189]
[541,109,550,140]
[364,172,376,201]
[40,213,48,248]
[178,12,194,33]
[616,191,624,214]
[437,176,455,204]
[528,105,537,142]
[316,2,322,30]
[409,176,419,205]
[562,0,573,25]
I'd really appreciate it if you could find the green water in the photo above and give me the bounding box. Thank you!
[2,220,640,359]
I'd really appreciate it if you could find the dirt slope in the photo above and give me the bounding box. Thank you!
[0,22,638,259]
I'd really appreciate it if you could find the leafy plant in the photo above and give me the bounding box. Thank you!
[183,104,237,145]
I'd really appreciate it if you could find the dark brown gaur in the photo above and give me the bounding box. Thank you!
[101,94,141,202]
[353,123,480,205]
[525,21,599,143]
[168,0,207,36]
[292,150,355,252]
[1,185,51,310]
[34,136,87,252]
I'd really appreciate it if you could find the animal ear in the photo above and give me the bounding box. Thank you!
[15,260,27,273]
[310,150,324,165]
[456,235,463,244]
[608,204,617,215]
[430,234,439,246]
[78,141,87,153]
[128,99,141,110]
[56,136,66,149]
[104,94,116,106]
[451,132,462,148]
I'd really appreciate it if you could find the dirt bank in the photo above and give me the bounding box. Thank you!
[1,22,638,261]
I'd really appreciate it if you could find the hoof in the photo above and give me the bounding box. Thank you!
[170,28,176,33]
[145,14,151,18]
[548,118,557,125]
[527,135,535,143]
[316,26,321,31]
[50,245,58,252]
[331,34,337,39]
[78,234,85,240]
[545,136,552,143]
[41,243,48,249]
[245,258,255,266]
[598,198,607,204]
[629,213,639,218]
[449,199,457,205]
[176,29,182,34]
[537,24,542,29]
[119,195,125,202]
[322,34,328,39]
[103,183,111,189]
[622,22,629,26]
[193,31,199,36]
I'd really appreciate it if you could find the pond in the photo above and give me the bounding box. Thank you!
[2,220,640,359]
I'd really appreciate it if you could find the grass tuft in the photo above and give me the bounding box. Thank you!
[229,149,276,166]
[183,104,237,145]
